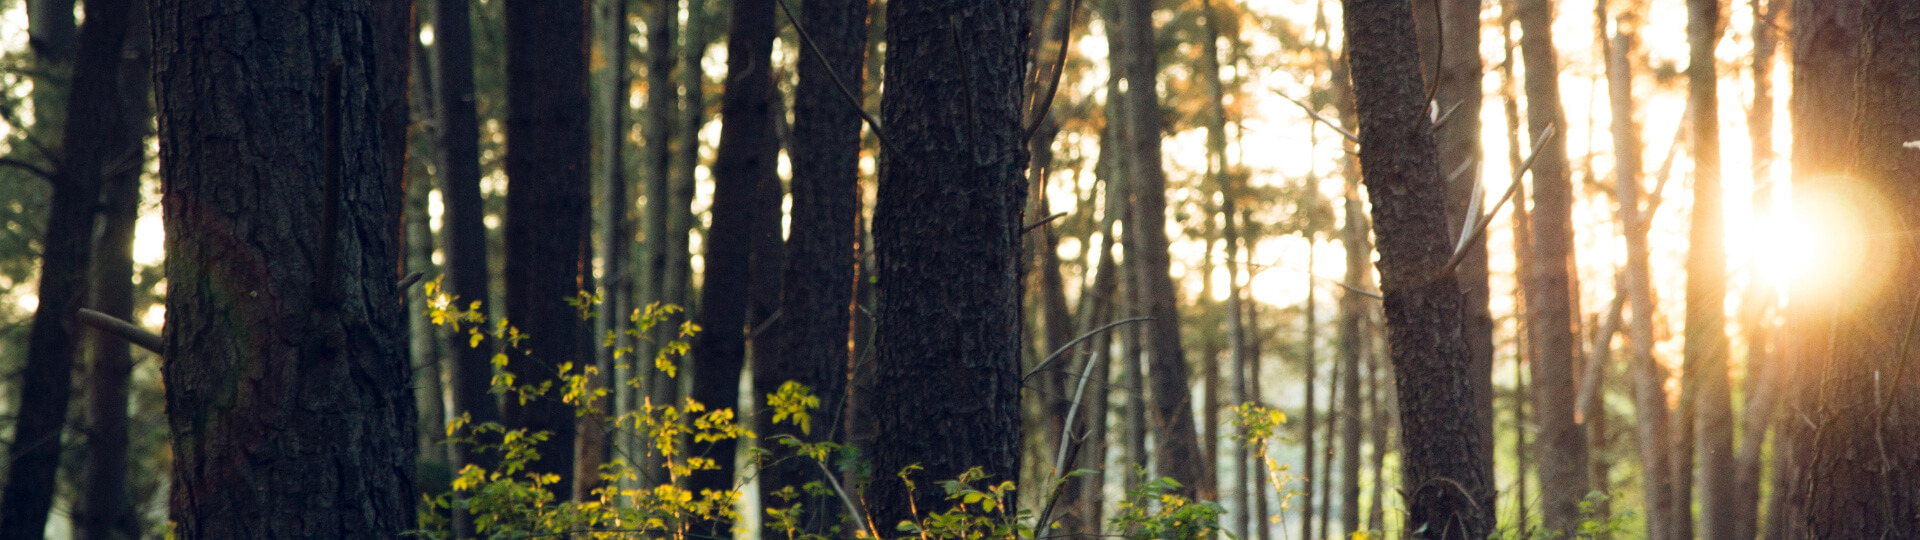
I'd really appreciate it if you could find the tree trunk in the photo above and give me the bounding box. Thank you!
[1801,0,1920,536]
[1199,0,1246,530]
[577,0,629,501]
[1496,3,1533,530]
[634,0,678,490]
[1116,0,1209,500]
[1516,0,1592,534]
[688,0,777,503]
[153,0,415,533]
[0,0,135,534]
[408,32,449,467]
[760,0,867,533]
[1683,0,1738,537]
[1074,57,1129,531]
[1731,2,1780,539]
[1343,0,1494,535]
[77,9,149,539]
[503,0,590,497]
[865,0,1031,530]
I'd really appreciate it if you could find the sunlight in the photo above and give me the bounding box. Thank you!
[1768,177,1895,307]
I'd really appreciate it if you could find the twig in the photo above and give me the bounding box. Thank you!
[0,157,54,182]
[1443,123,1556,276]
[1023,212,1069,234]
[1273,90,1359,144]
[1024,0,1080,143]
[78,308,163,355]
[397,271,425,291]
[1021,317,1151,385]
[772,0,898,157]
[1033,351,1101,534]
[1330,279,1384,301]
[1432,100,1464,129]
[814,459,883,540]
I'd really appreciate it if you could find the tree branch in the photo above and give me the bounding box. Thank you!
[77,308,162,355]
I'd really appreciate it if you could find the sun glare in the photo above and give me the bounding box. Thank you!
[1765,177,1894,306]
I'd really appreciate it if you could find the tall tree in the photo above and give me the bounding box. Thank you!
[1603,4,1674,538]
[579,0,631,500]
[759,0,868,532]
[1516,0,1591,534]
[503,0,591,496]
[1683,0,1737,537]
[689,0,777,502]
[1801,0,1920,536]
[152,0,415,534]
[1119,0,1210,500]
[1773,1,1861,537]
[1731,2,1780,538]
[0,0,137,534]
[865,0,1031,530]
[1197,0,1248,532]
[1343,0,1494,536]
[77,7,150,539]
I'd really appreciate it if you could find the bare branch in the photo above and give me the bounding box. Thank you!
[1023,0,1080,143]
[772,0,898,157]
[1273,90,1359,144]
[1443,123,1556,275]
[1021,317,1151,385]
[77,308,162,355]
[0,157,54,182]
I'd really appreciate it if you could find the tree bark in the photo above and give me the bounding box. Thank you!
[0,0,135,534]
[688,0,777,505]
[503,0,591,496]
[864,0,1031,531]
[1801,0,1920,536]
[152,0,416,534]
[1516,0,1592,534]
[78,9,149,539]
[1683,0,1738,537]
[759,0,868,533]
[1116,0,1209,500]
[1343,0,1494,536]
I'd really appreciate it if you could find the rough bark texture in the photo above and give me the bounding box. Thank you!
[1516,0,1591,534]
[1684,0,1737,537]
[1801,0,1920,537]
[688,0,776,503]
[1343,0,1493,536]
[502,0,590,496]
[1119,0,1209,500]
[865,0,1031,530]
[1414,0,1492,508]
[1775,2,1861,538]
[78,9,149,539]
[759,0,868,533]
[0,0,135,535]
[152,0,416,535]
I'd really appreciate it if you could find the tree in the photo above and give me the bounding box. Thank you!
[1800,0,1920,535]
[0,0,137,534]
[689,0,777,502]
[865,0,1031,529]
[151,0,415,534]
[1682,0,1736,537]
[759,0,872,530]
[1515,0,1591,534]
[1118,0,1210,500]
[1342,0,1493,536]
[503,0,591,495]
[1731,1,1781,538]
[1602,3,1675,538]
[77,7,150,539]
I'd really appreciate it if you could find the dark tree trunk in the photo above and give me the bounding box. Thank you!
[865,0,1031,530]
[1777,3,1862,538]
[1119,0,1209,500]
[0,0,136,534]
[503,0,591,496]
[1516,0,1591,534]
[760,0,868,533]
[1801,0,1920,536]
[152,0,415,534]
[431,0,503,486]
[77,9,149,540]
[1343,0,1494,536]
[689,0,777,504]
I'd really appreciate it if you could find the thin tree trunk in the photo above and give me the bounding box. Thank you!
[1316,282,1335,536]
[761,0,867,533]
[153,0,416,532]
[1200,0,1245,527]
[1244,213,1272,540]
[409,31,449,467]
[578,0,630,501]
[1683,0,1737,536]
[1073,44,1129,532]
[1118,0,1209,500]
[78,9,148,539]
[0,0,135,533]
[864,0,1031,529]
[1496,3,1533,531]
[1301,258,1319,540]
[1344,0,1494,534]
[1731,2,1780,538]
[636,0,677,481]
[688,0,777,504]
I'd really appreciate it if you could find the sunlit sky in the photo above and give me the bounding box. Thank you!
[0,0,1837,368]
